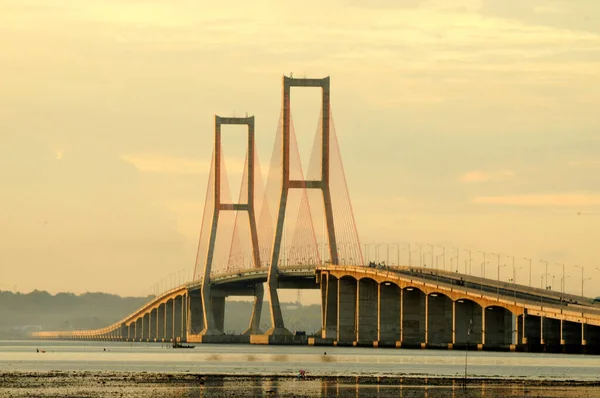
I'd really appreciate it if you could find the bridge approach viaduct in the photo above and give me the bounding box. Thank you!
[34,265,600,353]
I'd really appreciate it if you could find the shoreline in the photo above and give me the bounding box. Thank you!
[3,371,599,398]
[2,370,600,387]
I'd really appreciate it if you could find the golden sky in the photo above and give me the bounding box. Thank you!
[1,0,599,300]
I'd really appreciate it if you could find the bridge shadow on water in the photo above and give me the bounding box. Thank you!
[176,377,593,398]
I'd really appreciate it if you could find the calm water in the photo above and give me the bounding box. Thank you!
[1,340,599,381]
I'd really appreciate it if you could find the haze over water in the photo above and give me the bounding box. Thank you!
[2,340,599,381]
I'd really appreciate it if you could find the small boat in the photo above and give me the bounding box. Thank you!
[172,342,195,349]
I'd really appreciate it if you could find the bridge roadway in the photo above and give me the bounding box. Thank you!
[33,264,600,353]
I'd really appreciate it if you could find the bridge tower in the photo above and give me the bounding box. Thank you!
[267,76,338,335]
[200,115,263,335]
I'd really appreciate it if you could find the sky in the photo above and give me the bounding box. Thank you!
[1,0,600,302]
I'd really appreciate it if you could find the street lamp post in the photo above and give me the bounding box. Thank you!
[511,265,522,300]
[436,254,444,276]
[491,253,503,299]
[388,243,401,266]
[540,260,548,293]
[556,263,565,294]
[492,253,501,282]
[574,265,587,296]
[427,244,434,268]
[561,275,570,298]
[480,261,489,294]
[478,251,487,278]
[524,257,532,287]
[410,243,422,267]
[507,255,515,281]
[452,247,459,272]
[386,243,390,265]
[438,245,446,271]
[463,249,472,275]
[376,243,387,265]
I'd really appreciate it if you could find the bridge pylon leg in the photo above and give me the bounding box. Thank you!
[244,283,264,335]
[266,75,337,337]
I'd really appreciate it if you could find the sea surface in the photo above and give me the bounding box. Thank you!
[1,340,599,380]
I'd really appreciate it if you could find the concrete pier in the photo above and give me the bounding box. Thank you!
[484,306,512,348]
[157,303,165,341]
[321,274,338,339]
[427,293,452,347]
[337,277,357,344]
[378,282,400,345]
[402,287,425,347]
[357,278,378,345]
[312,268,600,353]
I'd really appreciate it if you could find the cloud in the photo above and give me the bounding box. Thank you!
[460,170,514,183]
[121,154,246,175]
[472,194,600,207]
[567,160,599,167]
[121,154,208,175]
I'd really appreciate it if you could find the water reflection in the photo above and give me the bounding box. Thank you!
[183,378,593,398]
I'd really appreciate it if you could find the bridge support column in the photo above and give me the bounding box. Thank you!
[541,317,561,352]
[136,317,143,341]
[521,312,527,345]
[165,300,174,341]
[143,313,150,341]
[452,301,456,346]
[173,296,183,341]
[427,293,452,348]
[337,277,357,344]
[188,290,204,335]
[401,288,425,347]
[583,324,600,354]
[182,293,188,342]
[423,293,429,347]
[212,296,226,333]
[399,288,404,345]
[321,274,338,339]
[357,278,377,345]
[150,308,158,341]
[523,313,541,350]
[378,282,400,346]
[516,315,523,345]
[244,283,264,335]
[484,307,513,349]
[480,305,485,349]
[561,320,581,353]
[157,304,166,341]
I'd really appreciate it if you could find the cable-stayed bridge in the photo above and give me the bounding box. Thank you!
[33,76,600,353]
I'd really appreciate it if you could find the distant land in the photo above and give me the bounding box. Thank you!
[0,290,320,339]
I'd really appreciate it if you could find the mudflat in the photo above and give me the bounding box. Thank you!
[1,371,599,397]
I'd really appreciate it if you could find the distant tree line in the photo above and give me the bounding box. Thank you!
[0,290,321,339]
